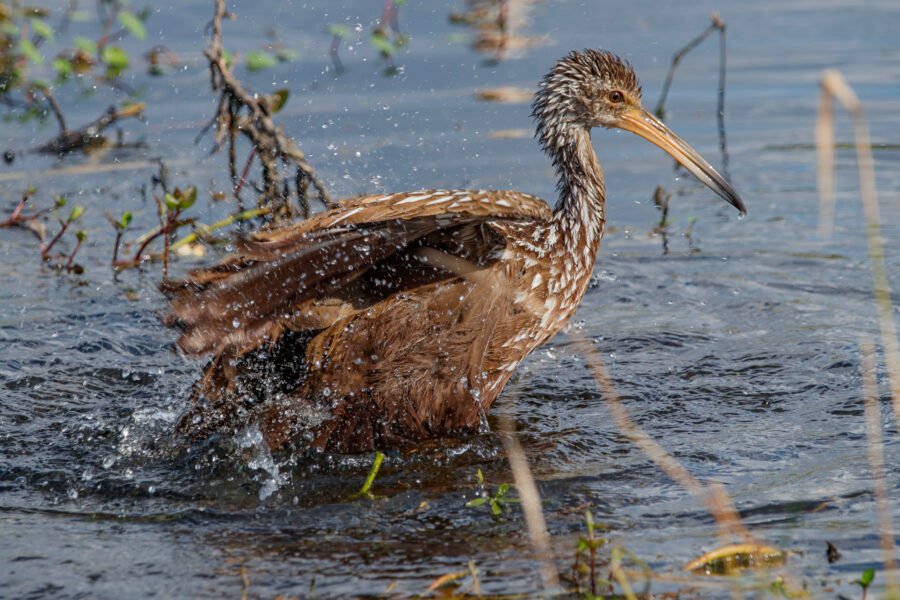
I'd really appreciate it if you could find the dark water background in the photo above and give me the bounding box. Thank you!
[2,0,899,597]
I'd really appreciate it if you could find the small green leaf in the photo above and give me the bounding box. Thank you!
[221,49,233,68]
[30,18,54,41]
[55,196,67,208]
[117,11,146,40]
[176,186,197,210]
[370,32,395,57]
[394,0,408,6]
[120,211,133,229]
[327,23,349,38]
[496,483,510,497]
[68,205,85,223]
[102,45,129,75]
[246,50,277,72]
[269,89,289,113]
[52,57,72,78]
[475,468,484,486]
[465,497,487,508]
[74,36,97,55]
[490,500,502,516]
[164,192,179,211]
[857,568,875,588]
[20,39,43,65]
[75,230,87,242]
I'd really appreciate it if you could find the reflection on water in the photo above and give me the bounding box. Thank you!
[450,0,544,62]
[2,0,900,597]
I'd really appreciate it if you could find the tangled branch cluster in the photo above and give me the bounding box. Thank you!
[205,0,335,220]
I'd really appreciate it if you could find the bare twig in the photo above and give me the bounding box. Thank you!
[239,565,250,600]
[651,185,671,255]
[35,86,67,134]
[1,189,35,227]
[655,13,730,180]
[34,103,145,155]
[203,0,334,220]
[860,338,899,593]
[0,189,47,241]
[65,232,84,270]
[497,407,560,591]
[233,146,256,204]
[112,228,124,265]
[817,70,900,418]
[714,14,730,180]
[41,219,69,260]
[655,15,717,119]
[329,33,345,73]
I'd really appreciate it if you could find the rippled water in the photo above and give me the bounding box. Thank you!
[2,0,899,597]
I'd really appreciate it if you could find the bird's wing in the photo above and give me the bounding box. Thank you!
[160,189,551,359]
[251,188,551,244]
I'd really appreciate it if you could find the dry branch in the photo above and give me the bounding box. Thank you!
[204,0,334,219]
[654,13,730,180]
[33,102,145,155]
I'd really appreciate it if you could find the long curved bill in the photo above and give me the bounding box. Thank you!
[615,107,746,215]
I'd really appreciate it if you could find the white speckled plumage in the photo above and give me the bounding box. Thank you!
[163,50,743,453]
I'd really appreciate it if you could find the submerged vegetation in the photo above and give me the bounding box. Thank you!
[1,1,897,598]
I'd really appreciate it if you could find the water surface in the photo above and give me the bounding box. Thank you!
[2,0,899,597]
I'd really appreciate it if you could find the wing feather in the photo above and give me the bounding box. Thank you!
[161,188,550,393]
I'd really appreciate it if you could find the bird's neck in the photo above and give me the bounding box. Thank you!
[548,127,606,258]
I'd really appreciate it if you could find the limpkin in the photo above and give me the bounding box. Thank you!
[163,50,745,454]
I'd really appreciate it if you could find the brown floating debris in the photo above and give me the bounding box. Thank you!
[476,86,534,103]
[488,128,529,139]
[826,541,841,564]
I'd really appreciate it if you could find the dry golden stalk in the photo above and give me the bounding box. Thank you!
[816,70,900,419]
[497,408,560,590]
[860,338,899,593]
[573,335,754,546]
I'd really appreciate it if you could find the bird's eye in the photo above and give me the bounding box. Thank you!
[609,91,625,103]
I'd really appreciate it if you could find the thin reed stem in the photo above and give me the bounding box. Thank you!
[817,71,900,419]
[497,406,560,590]
[860,338,899,593]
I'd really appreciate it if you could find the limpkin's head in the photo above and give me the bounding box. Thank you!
[533,49,745,214]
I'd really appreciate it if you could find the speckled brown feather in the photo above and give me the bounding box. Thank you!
[161,50,659,452]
